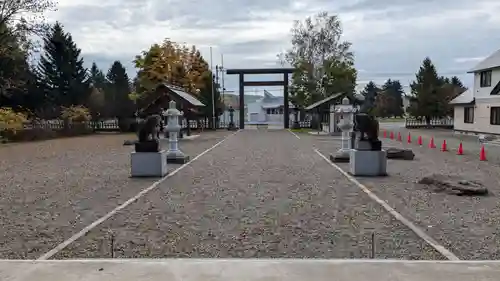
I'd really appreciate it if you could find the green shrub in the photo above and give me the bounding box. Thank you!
[60,105,91,123]
[0,107,28,138]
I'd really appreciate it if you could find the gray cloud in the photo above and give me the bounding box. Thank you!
[49,0,500,93]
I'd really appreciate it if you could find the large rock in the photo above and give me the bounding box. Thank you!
[330,151,350,163]
[386,147,415,160]
[123,140,137,146]
[418,174,489,196]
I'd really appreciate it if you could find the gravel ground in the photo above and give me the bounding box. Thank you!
[383,127,500,165]
[300,131,500,260]
[0,131,232,259]
[55,130,442,259]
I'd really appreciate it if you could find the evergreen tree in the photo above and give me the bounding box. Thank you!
[106,60,134,118]
[36,22,89,113]
[360,81,379,115]
[0,22,33,110]
[374,90,394,118]
[386,79,405,117]
[89,62,106,90]
[197,71,223,129]
[450,76,464,88]
[408,57,444,121]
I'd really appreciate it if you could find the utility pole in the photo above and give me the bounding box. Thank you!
[210,46,216,130]
[220,54,226,124]
[215,65,220,129]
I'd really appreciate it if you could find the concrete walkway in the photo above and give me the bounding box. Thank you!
[2,259,500,281]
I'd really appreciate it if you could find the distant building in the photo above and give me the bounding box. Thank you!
[246,90,296,125]
[451,48,500,135]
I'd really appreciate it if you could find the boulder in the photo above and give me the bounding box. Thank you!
[386,147,415,160]
[123,140,137,146]
[330,152,350,163]
[418,174,489,196]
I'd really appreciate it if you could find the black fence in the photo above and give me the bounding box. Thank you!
[405,117,454,129]
[19,118,315,132]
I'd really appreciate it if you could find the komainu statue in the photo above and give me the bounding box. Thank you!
[354,113,379,142]
[353,92,381,151]
[135,115,161,152]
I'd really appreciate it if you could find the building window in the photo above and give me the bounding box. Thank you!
[266,108,271,114]
[480,70,492,87]
[491,107,500,125]
[464,107,474,123]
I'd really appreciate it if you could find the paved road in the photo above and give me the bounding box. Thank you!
[3,260,500,281]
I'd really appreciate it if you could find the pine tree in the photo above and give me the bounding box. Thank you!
[37,22,89,112]
[197,71,223,129]
[0,22,33,110]
[361,81,379,115]
[409,57,443,121]
[106,60,134,118]
[89,62,106,90]
[386,80,405,117]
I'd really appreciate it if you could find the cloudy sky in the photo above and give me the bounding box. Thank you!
[48,0,500,95]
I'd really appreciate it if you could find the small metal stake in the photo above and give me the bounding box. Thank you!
[371,232,375,259]
[109,231,115,258]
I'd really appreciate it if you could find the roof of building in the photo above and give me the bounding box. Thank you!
[468,48,500,73]
[304,93,345,111]
[166,85,205,107]
[137,84,205,115]
[449,89,474,104]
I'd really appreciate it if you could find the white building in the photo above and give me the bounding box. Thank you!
[246,90,296,125]
[451,48,500,135]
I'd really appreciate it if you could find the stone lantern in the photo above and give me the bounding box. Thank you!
[227,106,237,131]
[330,97,356,162]
[164,100,189,164]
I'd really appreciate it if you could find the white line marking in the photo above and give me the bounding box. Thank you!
[288,130,301,139]
[37,131,240,260]
[313,148,460,261]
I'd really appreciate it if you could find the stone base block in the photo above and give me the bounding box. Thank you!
[349,149,387,177]
[166,150,190,164]
[131,150,167,177]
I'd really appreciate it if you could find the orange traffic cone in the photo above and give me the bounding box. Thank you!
[457,142,463,155]
[429,137,436,148]
[418,136,423,146]
[407,132,412,144]
[397,132,402,142]
[383,130,387,138]
[480,145,487,161]
[441,140,448,151]
[390,131,394,139]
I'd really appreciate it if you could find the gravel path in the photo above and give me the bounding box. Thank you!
[302,132,500,260]
[0,131,232,259]
[54,130,442,259]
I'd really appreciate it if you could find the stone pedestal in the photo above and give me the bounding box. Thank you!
[166,132,190,164]
[349,149,387,176]
[134,140,160,152]
[131,150,168,177]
